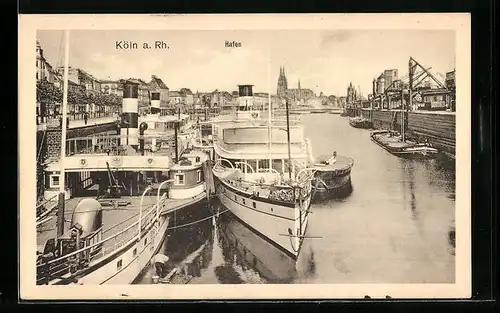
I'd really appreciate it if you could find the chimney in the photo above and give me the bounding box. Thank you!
[121,81,139,147]
[151,92,161,114]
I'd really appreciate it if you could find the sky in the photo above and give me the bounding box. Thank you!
[37,29,455,97]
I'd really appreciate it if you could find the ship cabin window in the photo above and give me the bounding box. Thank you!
[253,202,256,208]
[174,173,185,186]
[197,170,202,183]
[133,248,137,257]
[258,159,270,171]
[144,237,148,246]
[246,160,257,173]
[272,159,283,173]
[242,199,246,205]
[234,195,237,201]
[49,174,60,188]
[117,259,123,271]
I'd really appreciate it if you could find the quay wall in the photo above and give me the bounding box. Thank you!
[346,108,455,157]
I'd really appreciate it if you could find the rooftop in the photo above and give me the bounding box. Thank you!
[150,75,169,89]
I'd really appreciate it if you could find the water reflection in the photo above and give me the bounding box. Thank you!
[135,114,457,284]
[216,208,297,283]
[134,203,214,284]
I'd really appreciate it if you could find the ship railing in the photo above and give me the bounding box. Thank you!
[220,166,313,204]
[256,168,280,174]
[214,158,235,170]
[36,197,164,284]
[295,167,317,185]
[65,133,177,156]
[36,194,58,219]
[235,161,255,174]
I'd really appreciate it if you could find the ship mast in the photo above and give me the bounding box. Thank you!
[285,98,292,181]
[56,30,70,240]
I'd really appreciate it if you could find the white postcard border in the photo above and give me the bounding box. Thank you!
[19,13,471,300]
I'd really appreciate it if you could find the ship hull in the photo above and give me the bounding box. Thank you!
[216,179,310,260]
[349,119,372,129]
[371,131,438,159]
[40,195,208,286]
[76,214,170,285]
[218,211,298,283]
[312,173,352,200]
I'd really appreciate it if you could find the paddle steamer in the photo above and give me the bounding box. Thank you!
[209,85,316,260]
[36,34,211,285]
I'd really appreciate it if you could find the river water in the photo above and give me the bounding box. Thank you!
[137,113,456,284]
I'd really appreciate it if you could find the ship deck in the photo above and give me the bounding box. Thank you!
[36,193,206,254]
[313,155,354,171]
[372,133,416,149]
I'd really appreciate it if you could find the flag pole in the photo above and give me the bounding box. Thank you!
[56,30,70,239]
[267,48,272,171]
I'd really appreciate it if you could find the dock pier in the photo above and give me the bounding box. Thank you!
[347,108,455,158]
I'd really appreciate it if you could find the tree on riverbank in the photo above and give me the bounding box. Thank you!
[37,80,122,115]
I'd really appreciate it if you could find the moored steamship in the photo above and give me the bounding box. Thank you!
[210,85,316,260]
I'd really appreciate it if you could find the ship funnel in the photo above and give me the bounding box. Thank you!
[121,81,139,147]
[139,122,148,155]
[151,92,161,114]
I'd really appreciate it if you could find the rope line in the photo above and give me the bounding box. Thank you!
[165,208,230,230]
[36,128,46,163]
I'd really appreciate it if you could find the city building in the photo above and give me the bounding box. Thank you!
[253,92,270,110]
[276,66,314,103]
[421,88,451,111]
[338,96,347,108]
[169,91,183,106]
[327,95,338,106]
[100,80,124,96]
[180,88,194,106]
[210,90,232,108]
[149,75,170,108]
[36,40,57,83]
[194,92,212,108]
[445,70,456,111]
[56,67,101,92]
[124,78,150,109]
[346,82,358,105]
[383,69,398,90]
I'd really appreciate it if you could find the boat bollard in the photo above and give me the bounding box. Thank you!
[152,275,160,284]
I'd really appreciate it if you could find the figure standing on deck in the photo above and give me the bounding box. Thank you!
[326,151,337,165]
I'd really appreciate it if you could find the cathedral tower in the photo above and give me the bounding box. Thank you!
[277,65,288,98]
